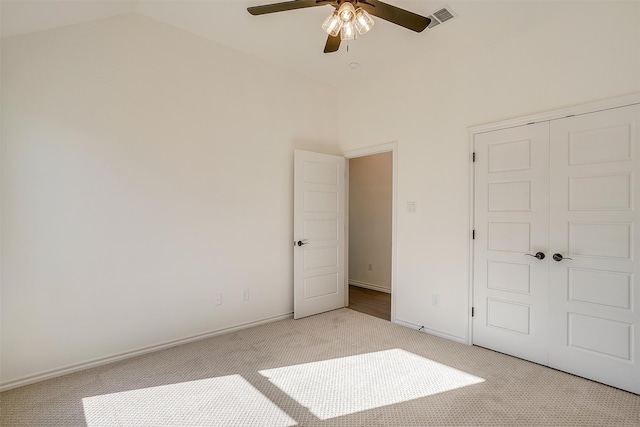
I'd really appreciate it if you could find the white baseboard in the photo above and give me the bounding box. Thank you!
[0,312,293,392]
[394,318,467,344]
[348,280,391,294]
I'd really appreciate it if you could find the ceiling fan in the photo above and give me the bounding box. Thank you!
[247,0,431,53]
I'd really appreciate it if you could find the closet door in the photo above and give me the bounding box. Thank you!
[548,104,640,394]
[473,122,550,365]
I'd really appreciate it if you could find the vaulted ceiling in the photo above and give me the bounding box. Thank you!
[0,1,547,89]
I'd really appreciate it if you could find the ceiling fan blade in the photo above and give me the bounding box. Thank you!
[359,0,430,32]
[248,0,334,16]
[323,33,341,53]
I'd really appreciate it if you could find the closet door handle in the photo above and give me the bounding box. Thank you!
[552,253,572,262]
[525,252,546,260]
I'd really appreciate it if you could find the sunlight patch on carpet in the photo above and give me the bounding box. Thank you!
[82,375,296,427]
[259,348,485,420]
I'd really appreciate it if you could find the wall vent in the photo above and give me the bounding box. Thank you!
[427,7,456,29]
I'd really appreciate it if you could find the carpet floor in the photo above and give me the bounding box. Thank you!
[1,308,639,426]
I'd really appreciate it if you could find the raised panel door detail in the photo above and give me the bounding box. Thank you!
[487,261,531,294]
[488,181,531,212]
[569,174,632,211]
[548,103,640,394]
[487,298,530,334]
[568,313,632,360]
[474,121,549,367]
[476,102,640,393]
[569,124,632,166]
[569,269,632,310]
[487,222,531,253]
[294,150,345,320]
[303,219,338,241]
[488,139,531,173]
[303,191,338,213]
[569,223,632,259]
[304,273,338,299]
[304,247,338,270]
[304,161,338,185]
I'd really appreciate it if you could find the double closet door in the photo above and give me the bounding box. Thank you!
[473,104,640,394]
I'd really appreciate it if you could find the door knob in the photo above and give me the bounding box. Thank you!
[525,252,546,260]
[552,253,572,262]
[296,240,309,247]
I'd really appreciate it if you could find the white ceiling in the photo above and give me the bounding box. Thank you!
[0,1,538,89]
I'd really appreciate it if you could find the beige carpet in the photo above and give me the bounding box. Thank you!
[1,308,639,426]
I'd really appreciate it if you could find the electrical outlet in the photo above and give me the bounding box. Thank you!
[214,293,222,306]
[432,294,440,306]
[368,263,373,271]
[242,289,250,301]
[407,201,417,213]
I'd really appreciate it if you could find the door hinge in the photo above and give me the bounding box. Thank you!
[472,229,475,239]
[471,307,475,317]
[472,152,476,162]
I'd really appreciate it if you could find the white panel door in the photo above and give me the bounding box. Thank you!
[474,103,640,394]
[473,122,550,365]
[294,150,346,319]
[548,104,640,393]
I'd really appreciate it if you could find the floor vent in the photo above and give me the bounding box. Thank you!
[427,7,456,29]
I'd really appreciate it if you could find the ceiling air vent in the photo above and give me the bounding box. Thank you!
[427,7,456,29]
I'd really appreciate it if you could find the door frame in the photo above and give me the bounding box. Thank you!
[467,93,640,346]
[343,142,398,323]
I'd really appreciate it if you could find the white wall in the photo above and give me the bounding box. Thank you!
[348,153,392,292]
[338,1,640,342]
[0,14,340,386]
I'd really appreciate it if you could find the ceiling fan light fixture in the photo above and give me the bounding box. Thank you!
[340,20,356,41]
[338,2,356,23]
[322,10,342,37]
[248,0,432,53]
[354,7,374,35]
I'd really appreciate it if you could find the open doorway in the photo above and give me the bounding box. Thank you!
[347,151,393,321]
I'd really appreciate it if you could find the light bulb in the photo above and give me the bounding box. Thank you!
[322,11,342,37]
[341,20,356,41]
[338,2,356,23]
[354,8,374,35]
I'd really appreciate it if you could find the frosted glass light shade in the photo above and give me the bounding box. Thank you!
[338,2,356,23]
[322,11,342,37]
[341,20,356,40]
[354,8,374,34]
